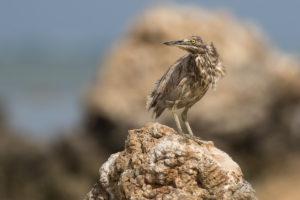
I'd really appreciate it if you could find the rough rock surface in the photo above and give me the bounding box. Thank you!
[84,123,256,200]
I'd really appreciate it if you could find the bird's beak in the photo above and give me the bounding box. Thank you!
[164,40,189,46]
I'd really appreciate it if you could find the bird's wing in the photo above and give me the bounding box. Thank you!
[147,55,190,112]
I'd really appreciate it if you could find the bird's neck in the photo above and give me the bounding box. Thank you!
[193,53,225,89]
[192,53,221,70]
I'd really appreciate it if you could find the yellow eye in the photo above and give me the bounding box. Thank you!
[191,39,196,44]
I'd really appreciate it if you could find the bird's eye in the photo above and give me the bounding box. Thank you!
[191,39,196,44]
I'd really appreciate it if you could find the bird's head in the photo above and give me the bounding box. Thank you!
[164,36,207,54]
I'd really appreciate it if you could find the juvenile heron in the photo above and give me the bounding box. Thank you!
[146,36,225,135]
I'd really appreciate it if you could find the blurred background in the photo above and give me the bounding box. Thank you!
[0,1,300,199]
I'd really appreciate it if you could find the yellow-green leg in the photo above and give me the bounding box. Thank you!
[181,107,194,136]
[172,105,183,134]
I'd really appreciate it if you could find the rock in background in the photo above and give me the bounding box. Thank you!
[85,123,257,200]
[0,126,108,200]
[85,5,300,177]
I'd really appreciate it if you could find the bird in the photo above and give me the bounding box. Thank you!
[146,36,225,136]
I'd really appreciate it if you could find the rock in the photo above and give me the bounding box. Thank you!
[0,100,6,129]
[255,156,300,200]
[84,123,257,200]
[0,125,108,200]
[85,5,300,157]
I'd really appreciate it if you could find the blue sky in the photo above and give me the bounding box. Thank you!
[0,0,299,53]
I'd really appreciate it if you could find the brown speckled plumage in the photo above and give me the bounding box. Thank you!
[146,36,225,135]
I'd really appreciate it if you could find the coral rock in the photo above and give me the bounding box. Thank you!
[84,123,257,200]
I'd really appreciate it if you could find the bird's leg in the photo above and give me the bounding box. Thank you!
[172,105,183,135]
[181,107,194,136]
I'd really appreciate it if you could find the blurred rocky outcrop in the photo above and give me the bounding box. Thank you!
[0,98,108,200]
[0,101,6,129]
[85,123,257,200]
[254,155,300,200]
[0,125,108,200]
[85,5,300,175]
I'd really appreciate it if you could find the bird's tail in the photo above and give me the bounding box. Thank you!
[146,94,165,118]
[146,95,153,111]
[153,106,165,118]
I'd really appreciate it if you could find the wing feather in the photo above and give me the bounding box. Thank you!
[146,55,191,117]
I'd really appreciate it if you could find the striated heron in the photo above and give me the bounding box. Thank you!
[146,36,225,135]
